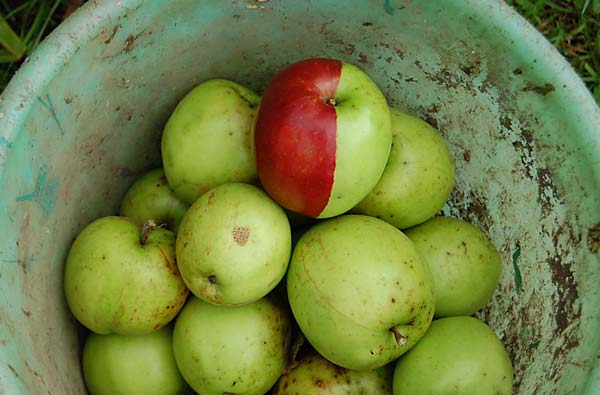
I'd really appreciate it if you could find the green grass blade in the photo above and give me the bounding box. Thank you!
[0,0,10,16]
[582,0,592,15]
[22,1,46,47]
[545,0,574,14]
[28,0,62,54]
[0,17,26,58]
[4,2,32,22]
[19,0,40,38]
[584,63,598,78]
[0,48,19,62]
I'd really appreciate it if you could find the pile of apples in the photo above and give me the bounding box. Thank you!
[64,58,514,395]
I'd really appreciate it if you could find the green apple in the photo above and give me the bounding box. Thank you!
[405,217,502,317]
[120,168,189,232]
[64,217,188,335]
[161,79,260,204]
[287,215,434,370]
[272,349,393,395]
[176,183,291,305]
[354,108,455,229]
[393,316,513,395]
[83,326,190,395]
[254,58,392,218]
[173,296,291,395]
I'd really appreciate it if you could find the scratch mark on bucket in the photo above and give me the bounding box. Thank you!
[37,95,65,135]
[523,83,555,95]
[0,258,26,266]
[384,0,394,15]
[512,245,523,294]
[15,165,59,217]
[0,136,13,149]
[104,24,120,44]
[8,364,21,379]
[528,340,541,349]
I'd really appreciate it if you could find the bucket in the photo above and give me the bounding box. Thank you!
[1,1,599,394]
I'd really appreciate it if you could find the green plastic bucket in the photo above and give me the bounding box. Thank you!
[1,1,599,394]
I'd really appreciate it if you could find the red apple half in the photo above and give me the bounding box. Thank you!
[254,58,392,218]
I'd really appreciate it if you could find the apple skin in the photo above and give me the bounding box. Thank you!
[405,217,502,317]
[254,58,392,219]
[64,216,189,335]
[176,183,291,305]
[173,296,291,395]
[120,168,189,232]
[286,215,434,370]
[83,326,191,395]
[392,316,513,395]
[272,349,393,395]
[161,79,260,205]
[354,109,455,229]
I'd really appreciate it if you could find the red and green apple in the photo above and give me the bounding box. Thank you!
[254,58,392,218]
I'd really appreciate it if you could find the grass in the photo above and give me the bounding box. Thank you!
[0,0,598,102]
[507,0,600,102]
[0,0,81,91]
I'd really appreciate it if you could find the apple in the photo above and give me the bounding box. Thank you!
[120,168,189,232]
[354,109,455,229]
[173,295,291,395]
[393,316,513,395]
[405,217,502,317]
[254,58,392,218]
[272,349,393,395]
[176,183,291,305]
[161,79,260,205]
[83,326,190,395]
[64,217,188,335]
[287,215,434,370]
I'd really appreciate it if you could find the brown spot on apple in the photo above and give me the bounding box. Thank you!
[333,364,347,375]
[157,247,171,270]
[208,191,216,205]
[232,226,250,246]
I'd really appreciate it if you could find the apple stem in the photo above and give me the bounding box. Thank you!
[391,327,408,347]
[283,332,305,375]
[140,219,158,245]
[327,97,337,106]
